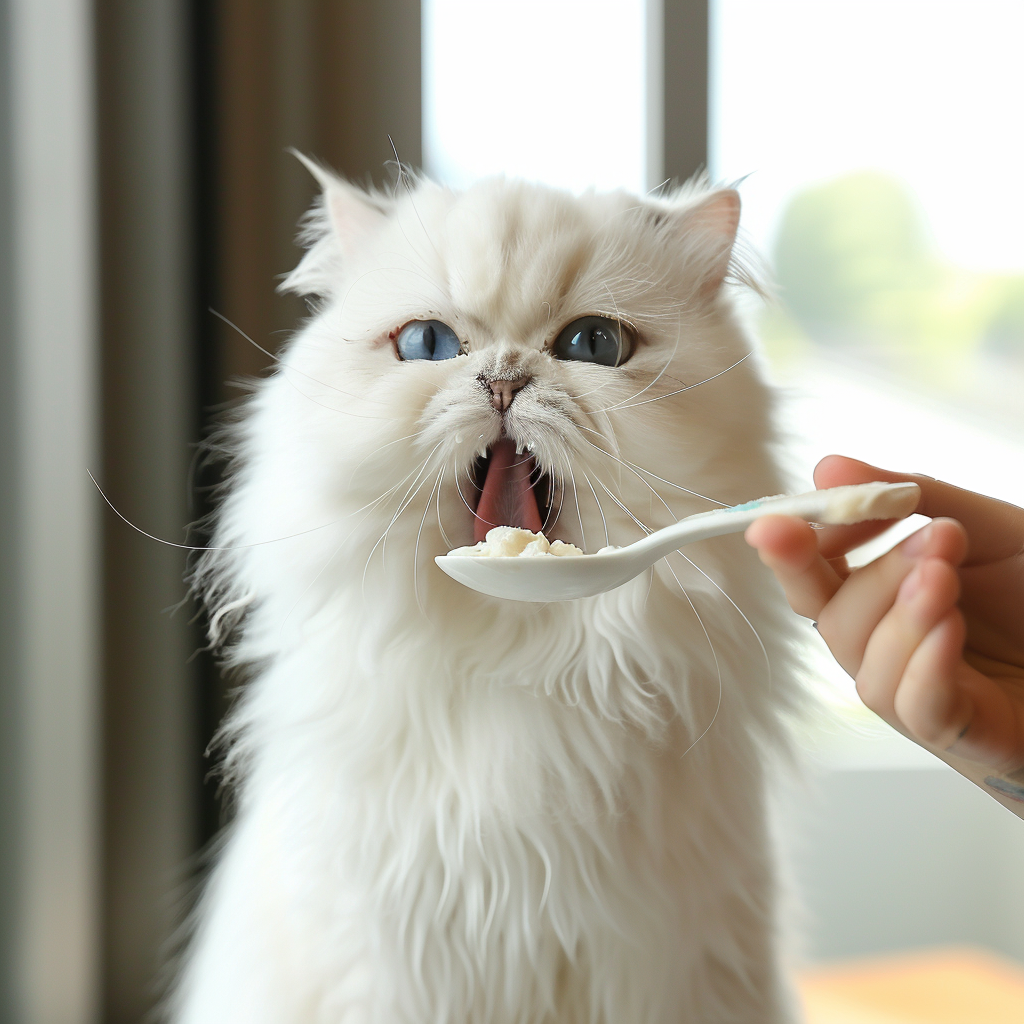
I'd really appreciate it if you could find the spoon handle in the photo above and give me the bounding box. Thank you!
[629,482,921,564]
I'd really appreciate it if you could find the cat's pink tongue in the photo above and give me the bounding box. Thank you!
[474,439,543,543]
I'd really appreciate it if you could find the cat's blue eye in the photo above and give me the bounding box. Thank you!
[551,316,631,367]
[395,320,462,361]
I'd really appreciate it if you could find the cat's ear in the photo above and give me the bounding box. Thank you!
[673,189,741,298]
[292,150,387,256]
[282,151,388,295]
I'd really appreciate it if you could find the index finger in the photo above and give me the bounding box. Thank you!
[812,456,1024,565]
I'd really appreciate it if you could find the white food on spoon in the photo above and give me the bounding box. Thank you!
[448,525,585,558]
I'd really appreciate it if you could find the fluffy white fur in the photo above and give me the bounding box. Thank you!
[172,169,806,1024]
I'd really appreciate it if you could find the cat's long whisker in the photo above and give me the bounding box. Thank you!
[362,470,433,596]
[593,452,720,598]
[208,307,287,367]
[591,320,682,414]
[545,468,566,535]
[90,468,360,553]
[580,441,678,538]
[676,551,772,695]
[580,435,695,510]
[363,440,445,583]
[350,454,444,523]
[450,457,524,537]
[564,455,587,554]
[615,352,752,412]
[589,467,726,757]
[210,308,395,416]
[540,466,562,534]
[622,456,727,506]
[388,134,446,270]
[347,428,431,490]
[379,454,442,567]
[413,464,446,616]
[400,193,445,270]
[387,440,447,522]
[582,470,610,549]
[386,135,410,189]
[435,462,454,551]
[454,466,479,521]
[593,454,771,694]
[582,408,623,467]
[563,372,625,403]
[587,453,768,698]
[290,378,384,420]
[549,442,581,534]
[664,561,724,760]
[589,466,670,553]
[577,428,727,507]
[592,476,651,538]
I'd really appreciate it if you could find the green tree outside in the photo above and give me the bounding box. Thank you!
[766,172,1024,389]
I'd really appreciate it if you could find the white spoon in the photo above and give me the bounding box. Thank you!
[435,481,921,603]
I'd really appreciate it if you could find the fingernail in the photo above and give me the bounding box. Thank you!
[900,524,932,558]
[897,564,923,603]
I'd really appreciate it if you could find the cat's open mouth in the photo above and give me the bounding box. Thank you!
[470,439,553,543]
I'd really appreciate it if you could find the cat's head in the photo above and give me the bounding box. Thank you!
[211,164,782,645]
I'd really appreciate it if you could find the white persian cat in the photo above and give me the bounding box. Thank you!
[172,163,806,1024]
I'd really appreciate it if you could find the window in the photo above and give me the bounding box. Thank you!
[423,0,649,193]
[712,0,1024,513]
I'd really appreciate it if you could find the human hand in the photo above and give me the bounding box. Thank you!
[745,455,1024,816]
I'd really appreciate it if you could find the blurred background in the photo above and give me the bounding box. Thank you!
[2,1,1022,1021]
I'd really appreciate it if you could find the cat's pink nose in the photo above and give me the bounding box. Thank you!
[486,376,530,412]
